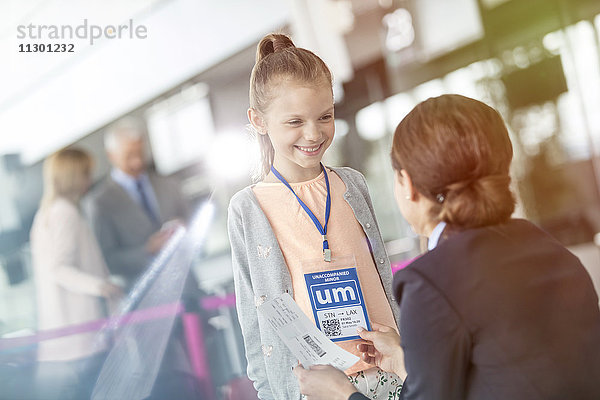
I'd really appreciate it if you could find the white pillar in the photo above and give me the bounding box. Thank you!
[287,0,355,84]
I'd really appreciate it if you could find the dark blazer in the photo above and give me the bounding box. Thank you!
[394,219,600,400]
[84,172,189,288]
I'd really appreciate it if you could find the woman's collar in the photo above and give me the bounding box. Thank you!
[427,221,447,250]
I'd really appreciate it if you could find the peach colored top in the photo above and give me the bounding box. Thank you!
[253,169,397,374]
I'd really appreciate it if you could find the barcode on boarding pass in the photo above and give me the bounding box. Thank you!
[302,334,326,357]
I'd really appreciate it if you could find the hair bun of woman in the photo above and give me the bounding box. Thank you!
[256,33,295,62]
[440,174,515,229]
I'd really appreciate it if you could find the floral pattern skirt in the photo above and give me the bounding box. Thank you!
[348,367,403,399]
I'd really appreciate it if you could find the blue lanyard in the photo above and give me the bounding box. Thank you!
[270,163,332,262]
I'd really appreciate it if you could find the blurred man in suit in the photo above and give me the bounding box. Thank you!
[85,117,189,289]
[84,117,205,399]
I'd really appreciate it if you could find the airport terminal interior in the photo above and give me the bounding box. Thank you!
[1,0,600,399]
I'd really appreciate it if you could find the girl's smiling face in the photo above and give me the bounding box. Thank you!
[251,79,335,182]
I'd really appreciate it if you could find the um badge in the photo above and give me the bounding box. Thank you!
[304,267,371,342]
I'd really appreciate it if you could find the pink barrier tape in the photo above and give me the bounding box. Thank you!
[0,293,239,352]
[0,302,184,351]
[182,313,216,400]
[200,293,236,310]
[391,256,420,274]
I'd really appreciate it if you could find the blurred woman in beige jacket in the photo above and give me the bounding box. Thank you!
[30,148,121,398]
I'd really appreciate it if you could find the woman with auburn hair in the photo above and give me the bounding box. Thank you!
[294,94,600,400]
[31,148,121,399]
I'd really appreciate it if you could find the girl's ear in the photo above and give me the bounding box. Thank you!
[248,108,267,136]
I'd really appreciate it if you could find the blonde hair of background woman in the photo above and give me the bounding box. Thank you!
[40,148,92,210]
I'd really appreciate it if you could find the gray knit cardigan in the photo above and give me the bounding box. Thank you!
[227,166,400,400]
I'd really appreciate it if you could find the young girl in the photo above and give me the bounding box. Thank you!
[228,33,403,399]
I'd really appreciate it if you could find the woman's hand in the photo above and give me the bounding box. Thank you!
[293,364,358,400]
[100,282,123,299]
[357,323,407,379]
